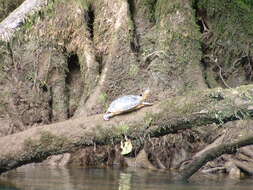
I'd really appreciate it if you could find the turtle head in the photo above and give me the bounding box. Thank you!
[142,88,150,100]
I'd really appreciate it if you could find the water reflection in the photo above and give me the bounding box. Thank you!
[0,180,20,190]
[0,166,253,190]
[119,173,132,190]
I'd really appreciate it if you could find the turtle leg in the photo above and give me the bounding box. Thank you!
[135,104,145,109]
[135,102,152,110]
[142,102,153,106]
[103,112,113,120]
[103,111,123,120]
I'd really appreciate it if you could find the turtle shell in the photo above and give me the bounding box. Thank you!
[107,95,142,113]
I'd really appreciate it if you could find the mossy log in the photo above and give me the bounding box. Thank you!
[0,0,47,41]
[0,85,253,177]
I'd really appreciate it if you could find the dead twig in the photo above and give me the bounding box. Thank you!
[217,65,232,89]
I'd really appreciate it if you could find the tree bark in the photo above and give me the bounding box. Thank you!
[0,85,253,175]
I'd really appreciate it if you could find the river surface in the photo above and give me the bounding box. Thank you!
[0,166,253,190]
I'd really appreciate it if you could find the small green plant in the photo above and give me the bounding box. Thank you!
[209,88,225,100]
[116,124,130,135]
[128,64,139,77]
[99,92,108,104]
[76,0,92,11]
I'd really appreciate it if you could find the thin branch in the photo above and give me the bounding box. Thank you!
[217,65,232,89]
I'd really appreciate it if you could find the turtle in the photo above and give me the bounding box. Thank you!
[103,89,153,120]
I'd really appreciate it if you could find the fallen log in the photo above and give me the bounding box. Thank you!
[176,120,253,181]
[0,85,253,177]
[0,0,48,41]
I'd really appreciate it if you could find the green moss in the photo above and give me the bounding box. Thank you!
[115,124,130,135]
[76,0,92,11]
[92,122,143,145]
[128,64,139,77]
[199,0,253,85]
[156,0,201,53]
[23,131,69,159]
[92,125,115,144]
[99,92,108,105]
[96,124,130,139]
[147,86,253,131]
[155,0,180,21]
[208,86,253,124]
[143,113,153,126]
[199,0,253,34]
[140,0,157,22]
[143,0,202,91]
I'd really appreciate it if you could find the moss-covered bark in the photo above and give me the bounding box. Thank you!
[154,0,206,91]
[197,0,253,88]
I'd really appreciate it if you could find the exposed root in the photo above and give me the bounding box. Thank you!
[177,121,253,181]
[217,65,232,89]
[75,0,140,116]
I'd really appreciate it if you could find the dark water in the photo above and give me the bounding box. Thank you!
[1,166,253,190]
